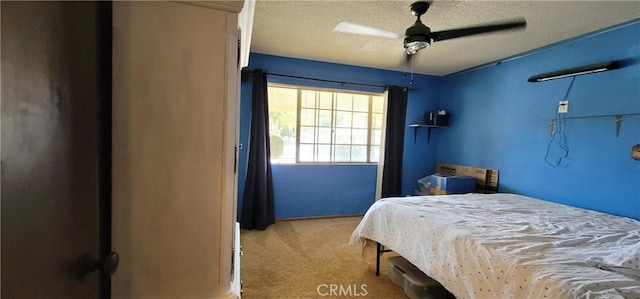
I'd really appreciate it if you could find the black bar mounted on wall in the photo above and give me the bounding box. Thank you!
[241,68,419,91]
[528,61,620,82]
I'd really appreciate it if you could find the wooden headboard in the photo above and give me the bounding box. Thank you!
[435,163,499,194]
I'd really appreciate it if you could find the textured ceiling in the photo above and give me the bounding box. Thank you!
[251,1,640,76]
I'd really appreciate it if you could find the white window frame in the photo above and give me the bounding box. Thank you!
[268,83,385,165]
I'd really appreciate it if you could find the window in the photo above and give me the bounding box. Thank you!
[268,84,385,164]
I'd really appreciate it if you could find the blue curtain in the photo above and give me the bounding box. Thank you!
[240,69,275,230]
[381,86,408,197]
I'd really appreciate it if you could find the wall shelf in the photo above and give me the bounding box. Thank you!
[409,124,446,144]
[548,113,639,137]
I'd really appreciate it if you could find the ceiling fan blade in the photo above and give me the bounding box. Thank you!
[333,22,403,39]
[431,19,526,42]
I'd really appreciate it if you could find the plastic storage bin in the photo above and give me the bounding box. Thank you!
[386,256,410,287]
[387,256,453,299]
[403,271,450,299]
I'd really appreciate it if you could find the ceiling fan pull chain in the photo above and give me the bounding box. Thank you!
[410,60,414,85]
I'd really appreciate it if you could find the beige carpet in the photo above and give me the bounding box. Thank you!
[240,216,407,298]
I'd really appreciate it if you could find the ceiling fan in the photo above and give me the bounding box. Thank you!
[334,1,526,61]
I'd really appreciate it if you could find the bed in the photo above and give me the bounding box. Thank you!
[349,193,640,299]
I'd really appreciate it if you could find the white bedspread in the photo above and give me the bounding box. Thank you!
[349,193,640,299]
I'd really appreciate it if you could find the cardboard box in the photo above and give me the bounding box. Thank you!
[434,163,462,176]
[480,169,499,193]
[435,162,499,194]
[488,169,499,187]
[461,166,487,183]
[429,175,476,195]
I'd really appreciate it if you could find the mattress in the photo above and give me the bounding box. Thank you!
[349,193,640,299]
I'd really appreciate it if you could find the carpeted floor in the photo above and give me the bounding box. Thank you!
[240,216,407,298]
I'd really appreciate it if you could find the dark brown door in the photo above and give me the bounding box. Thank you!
[1,2,112,298]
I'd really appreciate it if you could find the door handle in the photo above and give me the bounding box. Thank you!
[77,251,119,280]
[101,251,120,275]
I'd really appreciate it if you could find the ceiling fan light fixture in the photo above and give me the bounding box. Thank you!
[405,40,430,55]
[403,11,432,55]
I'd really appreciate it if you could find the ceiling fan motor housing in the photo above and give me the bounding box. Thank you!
[404,20,432,54]
[404,1,433,54]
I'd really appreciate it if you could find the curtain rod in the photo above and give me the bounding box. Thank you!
[242,69,419,91]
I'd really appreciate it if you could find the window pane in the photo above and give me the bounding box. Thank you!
[371,113,383,129]
[269,86,297,102]
[335,145,350,162]
[268,86,298,163]
[280,138,296,163]
[301,90,316,108]
[299,144,314,162]
[301,108,315,126]
[352,145,367,162]
[370,146,380,162]
[372,96,384,113]
[317,145,331,162]
[319,92,333,109]
[300,126,315,143]
[269,110,297,152]
[371,129,382,145]
[269,133,285,160]
[335,128,351,144]
[353,95,369,112]
[335,111,351,127]
[352,112,368,128]
[318,127,332,143]
[318,110,332,126]
[336,93,352,111]
[268,89,297,137]
[352,129,368,145]
[269,83,385,164]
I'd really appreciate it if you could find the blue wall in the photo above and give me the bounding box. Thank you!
[239,21,640,221]
[238,53,442,219]
[437,20,640,220]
